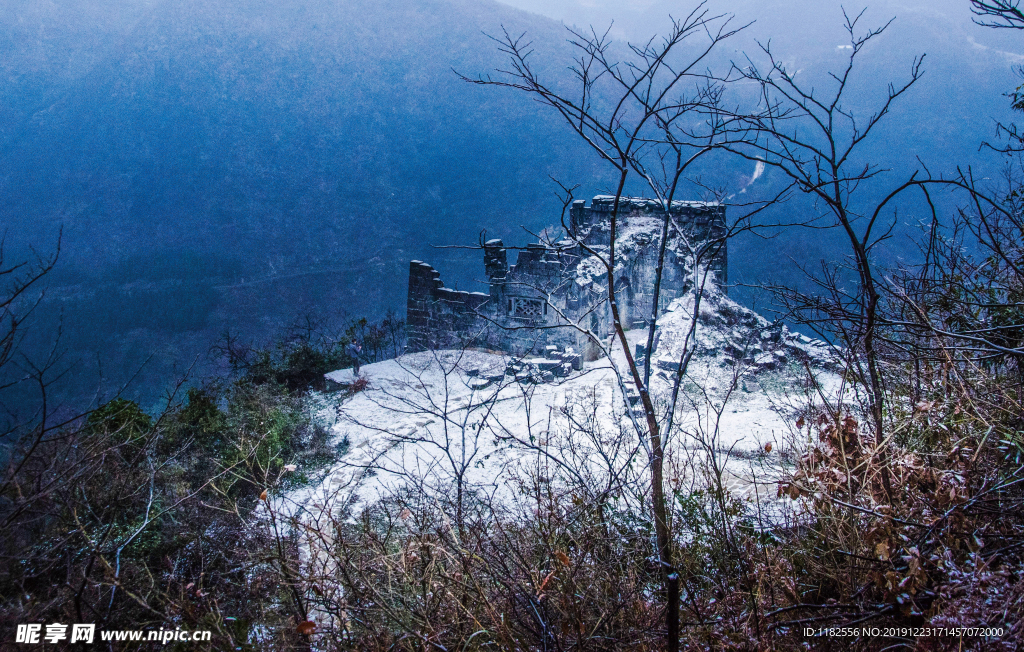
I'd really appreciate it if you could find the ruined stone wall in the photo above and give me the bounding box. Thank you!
[407,196,728,356]
[571,196,728,284]
[406,261,492,352]
[486,240,589,355]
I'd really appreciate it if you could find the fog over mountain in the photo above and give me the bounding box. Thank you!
[2,0,1019,408]
[498,0,1015,43]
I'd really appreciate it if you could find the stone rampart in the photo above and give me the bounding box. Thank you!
[407,196,728,355]
[406,261,491,352]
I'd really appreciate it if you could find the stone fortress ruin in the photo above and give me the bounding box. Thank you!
[406,195,727,364]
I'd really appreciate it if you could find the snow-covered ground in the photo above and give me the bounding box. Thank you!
[294,284,843,516]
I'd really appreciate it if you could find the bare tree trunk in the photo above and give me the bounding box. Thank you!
[461,15,751,647]
[606,184,678,651]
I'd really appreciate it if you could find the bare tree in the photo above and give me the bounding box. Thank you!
[451,3,842,643]
[1,234,62,453]
[281,338,694,648]
[971,0,1024,29]
[718,9,945,500]
[457,9,762,646]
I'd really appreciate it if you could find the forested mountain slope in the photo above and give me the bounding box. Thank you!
[1,0,606,405]
[1,0,1018,406]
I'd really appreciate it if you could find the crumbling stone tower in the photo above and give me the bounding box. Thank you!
[569,196,727,284]
[406,196,727,356]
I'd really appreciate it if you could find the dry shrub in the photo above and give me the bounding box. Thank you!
[292,471,667,650]
[751,367,1024,651]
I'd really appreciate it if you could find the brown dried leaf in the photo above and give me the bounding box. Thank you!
[555,551,570,567]
[842,415,858,436]
[538,570,555,593]
[296,621,316,636]
[259,489,268,501]
[764,442,773,453]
